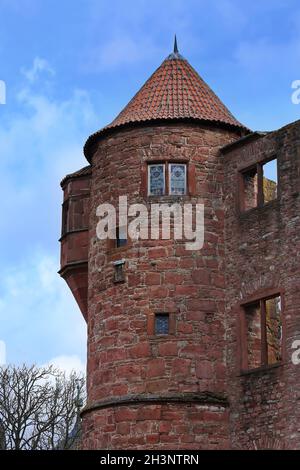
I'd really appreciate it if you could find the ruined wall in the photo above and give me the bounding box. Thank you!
[223,120,300,449]
[82,122,240,449]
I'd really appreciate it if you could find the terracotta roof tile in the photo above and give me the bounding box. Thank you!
[84,51,249,160]
[60,165,91,187]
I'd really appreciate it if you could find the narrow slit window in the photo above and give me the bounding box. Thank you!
[263,158,278,203]
[113,260,125,283]
[155,313,169,335]
[116,226,127,248]
[61,200,69,236]
[243,294,282,370]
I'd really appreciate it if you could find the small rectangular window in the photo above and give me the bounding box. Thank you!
[243,294,282,370]
[61,200,69,236]
[148,164,165,196]
[113,260,125,283]
[169,163,187,195]
[155,313,169,335]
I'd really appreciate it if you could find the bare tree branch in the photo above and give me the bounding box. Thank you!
[0,365,85,450]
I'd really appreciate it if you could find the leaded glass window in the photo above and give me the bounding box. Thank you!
[155,313,169,335]
[148,164,165,196]
[169,163,187,195]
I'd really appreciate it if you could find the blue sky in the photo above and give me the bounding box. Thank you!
[0,0,299,372]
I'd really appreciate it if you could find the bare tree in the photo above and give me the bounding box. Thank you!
[0,364,85,450]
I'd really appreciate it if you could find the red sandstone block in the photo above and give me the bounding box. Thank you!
[146,379,170,393]
[148,247,167,259]
[162,410,184,421]
[211,274,225,288]
[115,408,137,422]
[127,273,142,287]
[188,299,216,312]
[147,358,165,377]
[181,344,205,357]
[177,322,193,334]
[158,342,178,356]
[145,272,161,285]
[172,358,191,375]
[159,421,172,433]
[164,272,184,284]
[149,286,169,298]
[202,411,227,422]
[116,422,131,435]
[106,348,126,362]
[156,259,178,269]
[175,285,198,296]
[137,407,161,421]
[116,364,141,380]
[191,269,210,285]
[146,434,160,444]
[129,342,151,358]
[134,421,153,435]
[196,360,214,379]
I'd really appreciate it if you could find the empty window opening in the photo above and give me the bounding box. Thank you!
[243,294,282,370]
[155,313,169,335]
[240,157,278,211]
[242,167,258,211]
[263,158,278,203]
[266,296,282,365]
[245,301,262,370]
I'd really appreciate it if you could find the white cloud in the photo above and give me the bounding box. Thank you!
[0,59,99,265]
[0,252,87,366]
[0,341,6,365]
[44,355,86,376]
[0,57,97,367]
[21,57,55,83]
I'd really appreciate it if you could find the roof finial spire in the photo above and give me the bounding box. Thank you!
[174,34,178,54]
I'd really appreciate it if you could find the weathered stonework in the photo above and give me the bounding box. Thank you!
[59,46,300,449]
[223,120,300,449]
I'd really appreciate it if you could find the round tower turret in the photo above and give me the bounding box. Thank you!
[79,41,249,449]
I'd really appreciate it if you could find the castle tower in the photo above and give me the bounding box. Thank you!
[60,40,248,449]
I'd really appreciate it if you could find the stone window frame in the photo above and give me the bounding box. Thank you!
[113,259,126,284]
[238,155,279,213]
[141,159,196,198]
[147,311,176,337]
[239,287,286,373]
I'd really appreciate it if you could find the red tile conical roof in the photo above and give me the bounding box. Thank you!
[84,47,248,160]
